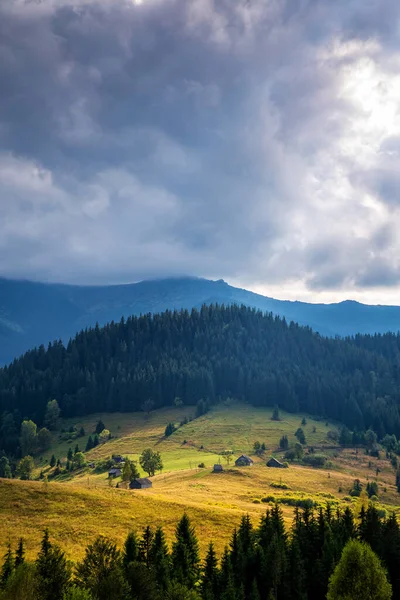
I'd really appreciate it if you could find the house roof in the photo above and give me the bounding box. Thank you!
[235,454,254,463]
[108,468,122,475]
[267,457,284,466]
[130,477,152,486]
[213,464,223,470]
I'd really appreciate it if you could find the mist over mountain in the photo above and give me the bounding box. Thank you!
[1,276,400,365]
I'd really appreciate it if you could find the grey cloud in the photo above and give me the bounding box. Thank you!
[1,0,400,296]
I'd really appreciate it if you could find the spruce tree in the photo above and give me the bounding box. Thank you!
[35,529,71,600]
[249,579,260,600]
[50,454,56,468]
[0,456,12,478]
[172,513,200,588]
[67,447,73,461]
[150,526,171,590]
[14,538,25,568]
[202,542,219,600]
[123,531,138,570]
[1,543,14,588]
[85,436,94,452]
[138,526,154,567]
[75,536,129,600]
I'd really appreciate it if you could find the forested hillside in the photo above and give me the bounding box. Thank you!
[2,304,400,456]
[2,276,400,365]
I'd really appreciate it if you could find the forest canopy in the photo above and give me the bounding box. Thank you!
[2,304,400,455]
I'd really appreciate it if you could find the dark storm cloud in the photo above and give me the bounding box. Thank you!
[1,0,400,295]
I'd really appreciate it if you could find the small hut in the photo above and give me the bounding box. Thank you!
[213,464,223,473]
[129,478,153,490]
[112,455,124,464]
[108,467,122,478]
[235,455,254,467]
[266,457,285,468]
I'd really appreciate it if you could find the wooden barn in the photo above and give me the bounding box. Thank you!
[129,478,153,490]
[108,468,122,478]
[266,457,286,468]
[235,455,254,467]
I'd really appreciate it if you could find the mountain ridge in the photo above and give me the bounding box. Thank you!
[1,275,400,365]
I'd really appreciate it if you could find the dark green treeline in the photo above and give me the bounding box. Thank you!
[1,504,399,600]
[3,304,400,455]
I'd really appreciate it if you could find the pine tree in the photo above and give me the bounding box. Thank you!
[85,436,94,452]
[150,526,171,590]
[67,447,73,461]
[14,538,25,568]
[50,454,56,468]
[271,405,280,421]
[95,420,105,434]
[172,514,200,588]
[202,542,219,600]
[0,456,12,478]
[75,536,129,600]
[1,543,14,588]
[35,529,71,600]
[138,526,154,567]
[123,531,138,570]
[249,579,260,600]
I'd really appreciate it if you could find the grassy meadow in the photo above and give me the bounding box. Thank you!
[2,401,400,561]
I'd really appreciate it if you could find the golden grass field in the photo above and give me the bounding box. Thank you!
[2,402,400,562]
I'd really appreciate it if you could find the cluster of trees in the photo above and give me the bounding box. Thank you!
[4,305,400,457]
[1,505,397,600]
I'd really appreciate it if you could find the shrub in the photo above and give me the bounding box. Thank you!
[261,496,276,503]
[295,428,306,445]
[349,479,363,497]
[198,462,205,468]
[302,454,328,467]
[165,422,177,437]
[252,499,261,504]
[94,458,114,473]
[279,435,289,450]
[366,481,379,498]
[270,482,290,490]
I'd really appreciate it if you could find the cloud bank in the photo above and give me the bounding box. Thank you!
[1,0,400,302]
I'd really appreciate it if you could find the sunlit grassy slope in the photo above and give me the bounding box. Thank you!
[39,402,337,474]
[3,402,400,562]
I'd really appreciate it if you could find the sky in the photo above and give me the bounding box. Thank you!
[1,0,400,304]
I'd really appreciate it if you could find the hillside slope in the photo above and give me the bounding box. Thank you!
[2,276,400,364]
[3,304,400,458]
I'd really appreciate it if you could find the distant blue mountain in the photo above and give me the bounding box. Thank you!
[1,276,400,364]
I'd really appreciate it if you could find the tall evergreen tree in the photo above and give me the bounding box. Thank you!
[35,529,71,600]
[202,543,219,600]
[172,514,200,588]
[138,526,154,567]
[1,543,14,588]
[123,531,138,571]
[150,526,171,591]
[14,538,25,568]
[75,536,129,600]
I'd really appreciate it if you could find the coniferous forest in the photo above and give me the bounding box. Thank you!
[2,304,400,456]
[0,504,397,600]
